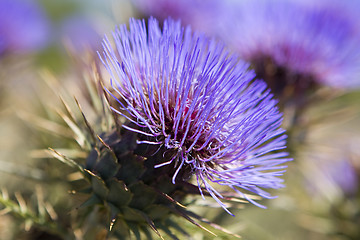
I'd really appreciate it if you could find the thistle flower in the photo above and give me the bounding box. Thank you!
[131,0,227,36]
[0,0,49,55]
[223,0,360,89]
[100,18,290,214]
[60,16,101,53]
[308,157,359,198]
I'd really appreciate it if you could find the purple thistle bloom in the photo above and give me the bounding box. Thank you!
[132,0,227,36]
[305,155,358,198]
[0,0,50,55]
[325,159,358,196]
[60,16,101,53]
[223,0,360,88]
[100,18,291,214]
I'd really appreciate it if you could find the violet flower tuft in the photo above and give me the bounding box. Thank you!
[100,18,291,214]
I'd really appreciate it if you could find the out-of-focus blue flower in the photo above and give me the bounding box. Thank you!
[60,16,101,53]
[130,0,360,89]
[131,0,227,36]
[100,18,291,213]
[305,155,358,199]
[327,159,358,196]
[223,0,360,88]
[0,0,50,55]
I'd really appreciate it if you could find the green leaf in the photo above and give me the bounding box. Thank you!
[94,150,120,180]
[116,154,145,184]
[156,222,181,240]
[48,148,84,173]
[74,97,98,146]
[127,222,141,240]
[129,182,157,210]
[79,194,102,208]
[106,179,133,208]
[57,110,90,149]
[17,111,73,138]
[138,210,164,240]
[88,171,108,199]
[111,217,131,238]
[121,207,146,222]
[144,204,170,220]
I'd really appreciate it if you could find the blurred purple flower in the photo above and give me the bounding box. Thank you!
[100,18,291,213]
[132,0,227,36]
[223,0,360,89]
[0,0,50,55]
[60,16,101,53]
[131,0,360,89]
[305,156,358,199]
[327,159,358,195]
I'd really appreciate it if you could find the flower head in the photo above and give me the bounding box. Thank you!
[100,18,290,213]
[223,0,360,89]
[0,0,49,55]
[132,0,227,36]
[60,16,101,53]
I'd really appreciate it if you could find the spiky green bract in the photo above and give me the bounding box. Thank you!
[100,18,291,215]
[83,129,191,238]
[44,64,242,239]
